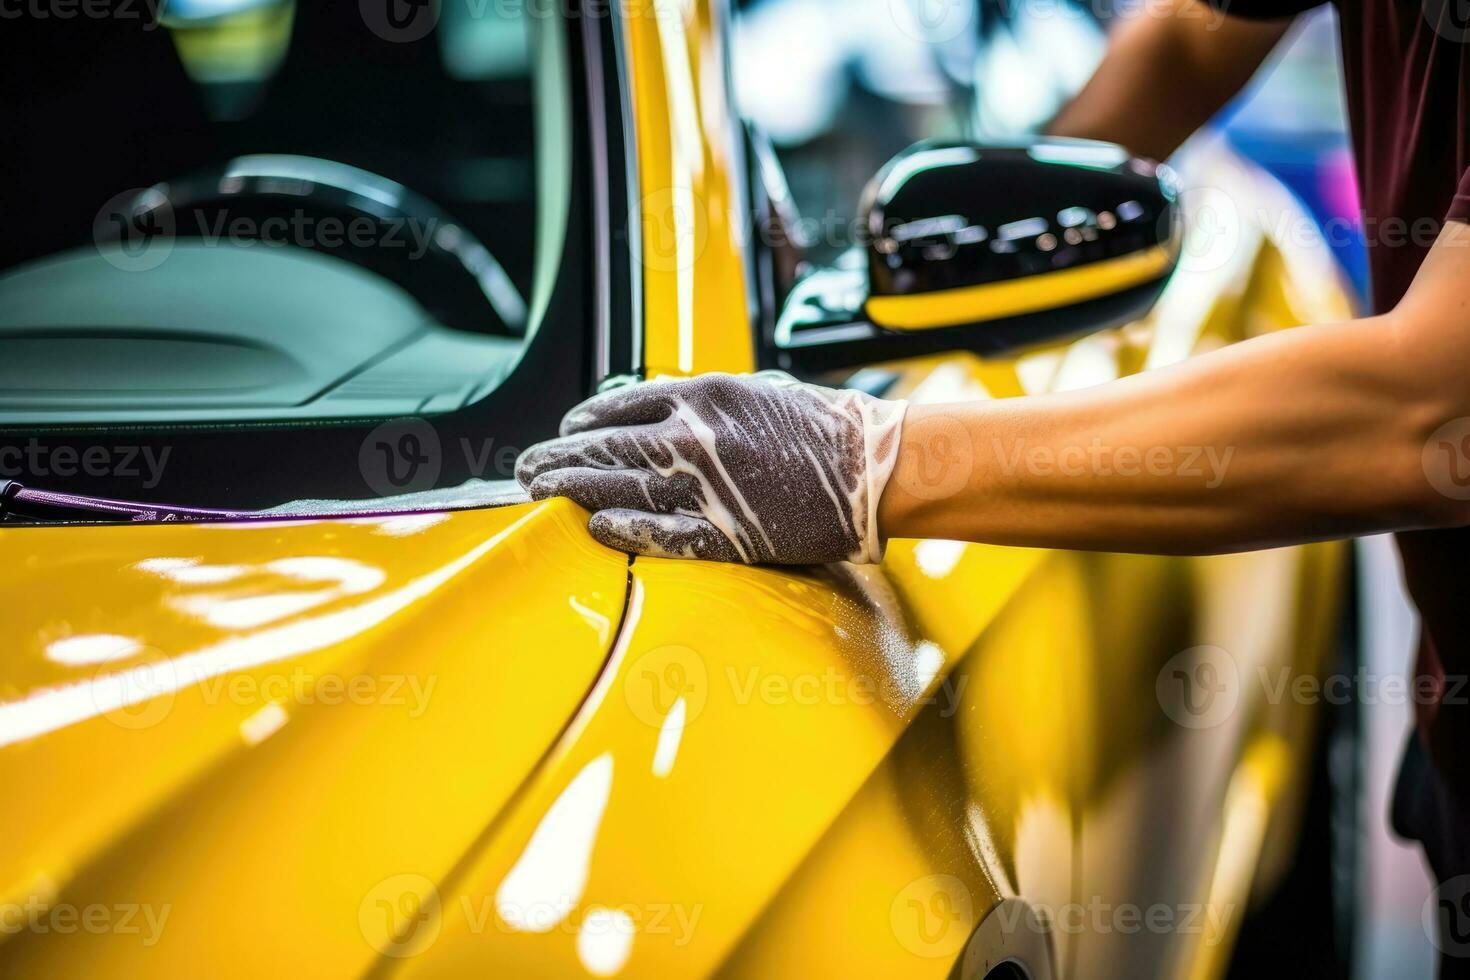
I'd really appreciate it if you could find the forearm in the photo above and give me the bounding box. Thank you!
[880,312,1463,554]
[1047,0,1292,160]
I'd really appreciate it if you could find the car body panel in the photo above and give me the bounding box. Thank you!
[388,537,1055,978]
[0,501,627,977]
[624,0,756,378]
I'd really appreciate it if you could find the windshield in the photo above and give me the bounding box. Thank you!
[0,0,571,427]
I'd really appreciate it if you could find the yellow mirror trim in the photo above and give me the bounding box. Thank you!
[865,244,1175,331]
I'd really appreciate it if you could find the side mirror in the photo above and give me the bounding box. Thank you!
[773,139,1179,372]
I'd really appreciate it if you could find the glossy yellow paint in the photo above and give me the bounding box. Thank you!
[395,560,985,976]
[866,245,1176,331]
[624,0,755,377]
[721,552,1097,977]
[0,501,627,976]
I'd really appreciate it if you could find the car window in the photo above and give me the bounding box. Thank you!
[0,0,572,426]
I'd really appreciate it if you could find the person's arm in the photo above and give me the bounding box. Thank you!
[879,224,1470,554]
[516,226,1470,565]
[1047,0,1294,160]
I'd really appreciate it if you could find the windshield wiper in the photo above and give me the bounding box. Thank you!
[0,480,251,524]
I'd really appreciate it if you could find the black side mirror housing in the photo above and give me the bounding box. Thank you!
[773,139,1179,372]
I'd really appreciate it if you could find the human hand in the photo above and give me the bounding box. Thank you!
[516,372,907,564]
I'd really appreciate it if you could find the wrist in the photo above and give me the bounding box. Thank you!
[877,402,985,543]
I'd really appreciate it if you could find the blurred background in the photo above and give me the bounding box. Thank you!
[732,0,1366,297]
[730,0,1429,975]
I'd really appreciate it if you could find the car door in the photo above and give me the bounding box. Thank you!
[582,2,1351,977]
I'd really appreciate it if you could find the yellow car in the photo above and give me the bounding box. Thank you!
[0,1,1355,977]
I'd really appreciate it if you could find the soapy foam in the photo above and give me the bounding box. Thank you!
[519,373,907,565]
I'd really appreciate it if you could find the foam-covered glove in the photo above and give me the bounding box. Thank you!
[516,372,907,564]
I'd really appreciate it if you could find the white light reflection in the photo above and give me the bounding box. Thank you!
[0,509,538,748]
[267,557,386,594]
[913,641,945,691]
[171,591,341,631]
[496,753,615,933]
[913,539,966,579]
[577,906,635,977]
[45,634,141,667]
[368,514,450,537]
[135,557,250,585]
[239,702,288,746]
[168,557,388,631]
[569,596,612,647]
[963,801,1013,900]
[652,697,686,778]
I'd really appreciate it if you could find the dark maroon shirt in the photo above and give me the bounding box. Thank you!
[1212,0,1470,791]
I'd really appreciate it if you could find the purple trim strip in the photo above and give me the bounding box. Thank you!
[9,486,255,522]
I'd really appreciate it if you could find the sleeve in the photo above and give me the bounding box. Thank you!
[1203,0,1325,20]
[1448,168,1470,225]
